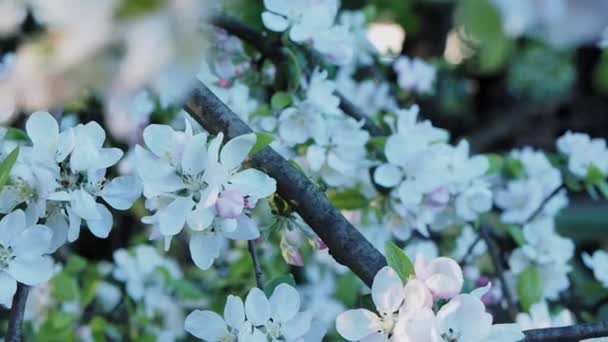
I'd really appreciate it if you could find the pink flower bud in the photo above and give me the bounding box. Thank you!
[427,186,450,207]
[415,254,464,300]
[215,190,244,218]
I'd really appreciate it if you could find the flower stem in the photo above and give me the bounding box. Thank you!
[7,282,30,342]
[248,240,264,290]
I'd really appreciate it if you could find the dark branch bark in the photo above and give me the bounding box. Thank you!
[479,225,518,320]
[185,82,387,286]
[248,240,264,289]
[210,15,384,137]
[6,283,29,342]
[522,320,608,341]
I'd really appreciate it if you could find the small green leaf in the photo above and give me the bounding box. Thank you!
[485,154,504,174]
[506,225,526,246]
[517,265,542,312]
[4,128,29,141]
[250,104,272,119]
[586,164,605,185]
[115,0,163,19]
[264,274,296,297]
[64,255,87,274]
[327,189,368,210]
[90,316,108,342]
[384,242,415,283]
[50,273,80,302]
[0,147,19,191]
[367,136,388,151]
[249,132,275,157]
[271,92,291,110]
[504,157,525,179]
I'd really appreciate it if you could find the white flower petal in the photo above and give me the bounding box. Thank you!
[220,133,256,171]
[224,295,245,330]
[158,196,194,236]
[262,11,289,32]
[101,176,142,210]
[187,204,215,231]
[223,215,260,241]
[86,204,113,239]
[189,232,221,270]
[182,133,208,176]
[143,124,174,158]
[66,206,82,242]
[0,209,26,247]
[227,169,276,199]
[7,256,54,285]
[10,225,52,259]
[372,266,405,314]
[374,164,402,188]
[70,189,101,221]
[245,287,271,326]
[336,309,379,341]
[270,283,300,323]
[282,311,312,340]
[0,271,17,307]
[184,310,229,340]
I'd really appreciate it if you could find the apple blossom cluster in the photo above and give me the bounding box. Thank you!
[0,111,140,307]
[393,56,437,94]
[374,105,493,239]
[336,258,524,341]
[261,0,354,65]
[185,283,312,341]
[134,122,277,269]
[0,0,210,122]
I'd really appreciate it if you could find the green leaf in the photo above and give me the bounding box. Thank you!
[597,180,608,200]
[115,0,163,19]
[384,242,415,283]
[263,274,296,297]
[64,255,87,274]
[171,279,205,300]
[50,273,80,302]
[504,157,525,179]
[327,189,368,210]
[90,316,108,342]
[250,104,272,119]
[4,128,29,141]
[367,136,388,151]
[0,147,19,191]
[586,164,605,185]
[249,132,275,157]
[271,92,291,110]
[506,225,526,246]
[485,154,504,174]
[517,265,542,312]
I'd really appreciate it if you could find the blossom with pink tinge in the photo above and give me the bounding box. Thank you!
[414,254,464,299]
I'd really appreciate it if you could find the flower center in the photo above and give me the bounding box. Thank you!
[378,312,397,335]
[0,245,14,269]
[441,327,461,342]
[266,319,282,339]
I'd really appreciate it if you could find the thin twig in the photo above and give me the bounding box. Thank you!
[459,235,482,265]
[523,185,565,225]
[522,320,608,341]
[184,82,387,286]
[210,15,384,137]
[248,240,264,290]
[7,283,30,342]
[479,225,518,320]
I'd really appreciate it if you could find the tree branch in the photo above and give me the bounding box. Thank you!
[248,240,264,290]
[522,320,608,341]
[210,15,384,137]
[479,225,518,320]
[184,82,387,286]
[6,283,29,342]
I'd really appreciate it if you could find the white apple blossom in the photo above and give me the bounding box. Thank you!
[112,245,182,317]
[185,295,246,341]
[516,301,574,330]
[414,254,464,300]
[336,266,409,341]
[393,56,437,94]
[136,123,276,269]
[557,131,608,178]
[0,209,54,307]
[434,293,524,342]
[582,250,608,288]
